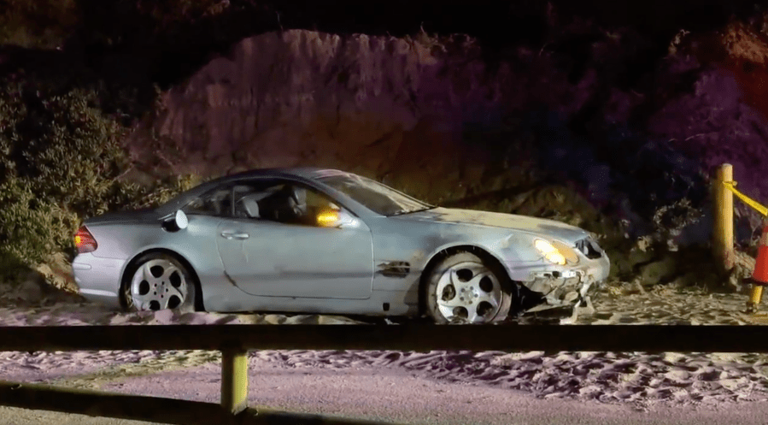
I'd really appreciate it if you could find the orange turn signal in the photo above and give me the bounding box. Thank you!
[317,210,339,226]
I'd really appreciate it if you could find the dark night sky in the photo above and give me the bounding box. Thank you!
[266,0,756,41]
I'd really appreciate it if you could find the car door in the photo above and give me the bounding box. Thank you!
[215,178,375,299]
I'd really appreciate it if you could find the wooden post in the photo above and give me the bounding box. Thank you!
[221,347,248,415]
[713,163,735,271]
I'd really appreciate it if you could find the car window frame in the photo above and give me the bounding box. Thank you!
[219,176,357,227]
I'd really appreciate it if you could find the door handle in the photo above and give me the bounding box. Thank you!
[220,231,250,240]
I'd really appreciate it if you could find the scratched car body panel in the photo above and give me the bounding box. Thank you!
[72,167,610,319]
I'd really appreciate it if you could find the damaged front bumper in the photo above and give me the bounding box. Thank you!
[515,254,610,311]
[525,269,596,308]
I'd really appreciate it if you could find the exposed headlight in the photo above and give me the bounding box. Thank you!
[552,240,580,265]
[533,239,566,265]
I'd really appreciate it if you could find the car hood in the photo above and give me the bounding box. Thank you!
[84,209,162,226]
[393,207,589,243]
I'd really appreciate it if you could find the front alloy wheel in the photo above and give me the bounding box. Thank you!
[424,252,513,324]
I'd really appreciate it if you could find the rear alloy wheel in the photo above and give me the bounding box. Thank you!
[123,253,197,313]
[424,252,513,324]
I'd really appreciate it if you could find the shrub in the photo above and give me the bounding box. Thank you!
[107,173,205,212]
[0,176,77,271]
[0,76,197,281]
[0,0,78,48]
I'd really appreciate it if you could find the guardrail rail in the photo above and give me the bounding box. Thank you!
[2,324,768,424]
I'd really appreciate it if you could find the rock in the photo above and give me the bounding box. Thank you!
[264,314,287,325]
[639,256,678,286]
[610,239,657,278]
[236,314,265,324]
[629,245,657,269]
[284,314,315,324]
[669,271,700,289]
[318,315,362,325]
[636,236,653,252]
[727,250,757,293]
[626,279,646,295]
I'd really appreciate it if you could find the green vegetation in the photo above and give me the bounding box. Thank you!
[0,0,231,49]
[0,0,78,48]
[0,75,198,281]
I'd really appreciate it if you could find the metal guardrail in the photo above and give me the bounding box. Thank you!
[1,324,768,352]
[2,324,768,424]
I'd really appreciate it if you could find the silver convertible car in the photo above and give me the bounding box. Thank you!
[72,168,610,324]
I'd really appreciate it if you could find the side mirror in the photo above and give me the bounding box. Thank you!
[316,209,358,228]
[163,209,189,232]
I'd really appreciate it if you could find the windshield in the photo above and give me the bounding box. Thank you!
[319,174,433,216]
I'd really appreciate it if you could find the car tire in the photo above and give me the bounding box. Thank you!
[423,251,514,324]
[122,253,199,313]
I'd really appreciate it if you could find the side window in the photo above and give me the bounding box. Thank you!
[231,182,277,219]
[231,179,341,226]
[305,188,340,212]
[182,186,234,217]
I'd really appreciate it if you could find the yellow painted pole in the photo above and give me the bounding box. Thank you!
[713,164,734,271]
[748,285,764,313]
[221,348,248,415]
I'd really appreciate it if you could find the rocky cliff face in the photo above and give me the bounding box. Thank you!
[128,29,601,202]
[128,14,768,251]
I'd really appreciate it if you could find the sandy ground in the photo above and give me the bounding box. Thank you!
[3,285,768,424]
[6,356,768,425]
[528,285,763,326]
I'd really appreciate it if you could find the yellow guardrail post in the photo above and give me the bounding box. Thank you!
[221,347,248,415]
[713,164,734,272]
[719,165,768,314]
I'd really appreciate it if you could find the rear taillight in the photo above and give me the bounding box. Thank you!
[75,226,98,253]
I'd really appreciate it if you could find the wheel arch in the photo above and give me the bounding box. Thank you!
[119,248,204,311]
[417,244,515,316]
